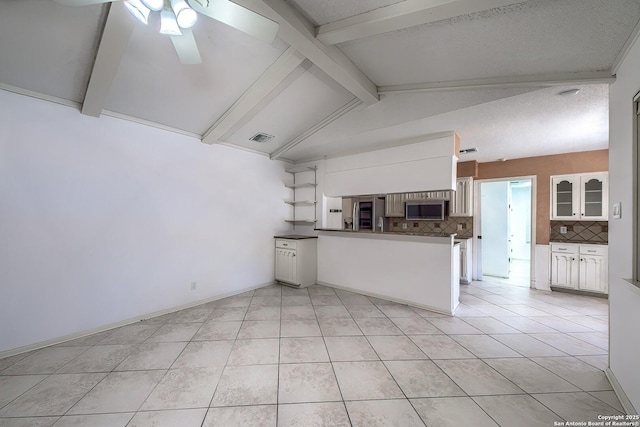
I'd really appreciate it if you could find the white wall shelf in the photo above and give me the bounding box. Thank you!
[284,166,317,228]
[284,200,317,205]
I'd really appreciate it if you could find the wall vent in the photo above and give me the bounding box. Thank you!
[459,147,478,154]
[249,133,275,143]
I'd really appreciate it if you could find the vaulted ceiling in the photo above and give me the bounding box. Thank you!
[1,0,638,163]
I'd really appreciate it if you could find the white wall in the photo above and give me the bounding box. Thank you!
[0,90,289,353]
[608,32,640,412]
[317,233,458,314]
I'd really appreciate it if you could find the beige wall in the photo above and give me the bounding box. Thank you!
[458,149,608,244]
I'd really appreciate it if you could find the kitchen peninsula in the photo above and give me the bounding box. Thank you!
[316,230,460,315]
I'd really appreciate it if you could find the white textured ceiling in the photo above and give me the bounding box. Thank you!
[338,0,640,86]
[286,84,608,163]
[0,0,106,102]
[0,0,638,164]
[103,13,288,134]
[286,0,404,25]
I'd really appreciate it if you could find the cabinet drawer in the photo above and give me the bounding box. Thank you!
[276,239,297,249]
[579,245,607,256]
[550,243,578,254]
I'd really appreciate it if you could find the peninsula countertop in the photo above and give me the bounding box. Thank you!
[314,228,456,239]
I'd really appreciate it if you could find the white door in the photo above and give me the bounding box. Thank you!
[509,181,532,261]
[480,181,510,278]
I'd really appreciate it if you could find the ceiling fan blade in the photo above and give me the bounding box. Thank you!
[187,0,279,43]
[53,0,116,6]
[170,29,203,64]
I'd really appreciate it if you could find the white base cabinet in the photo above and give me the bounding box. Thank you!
[578,245,608,293]
[275,238,317,288]
[550,243,608,294]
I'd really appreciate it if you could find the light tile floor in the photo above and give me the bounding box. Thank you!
[0,280,622,427]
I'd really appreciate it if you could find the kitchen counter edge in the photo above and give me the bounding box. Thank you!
[316,229,455,244]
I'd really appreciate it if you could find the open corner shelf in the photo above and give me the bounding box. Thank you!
[284,166,317,228]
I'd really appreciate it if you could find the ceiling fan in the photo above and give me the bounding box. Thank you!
[52,0,280,65]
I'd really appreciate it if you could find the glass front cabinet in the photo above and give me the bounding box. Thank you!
[551,172,608,221]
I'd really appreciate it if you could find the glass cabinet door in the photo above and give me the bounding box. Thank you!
[583,178,603,217]
[552,176,579,219]
[551,173,608,221]
[580,173,608,220]
[555,179,574,217]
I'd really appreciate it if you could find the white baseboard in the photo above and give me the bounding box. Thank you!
[0,281,276,360]
[317,281,453,316]
[606,367,638,414]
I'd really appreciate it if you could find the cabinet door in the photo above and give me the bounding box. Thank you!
[551,176,580,220]
[275,248,297,284]
[551,253,579,288]
[459,246,467,283]
[451,177,473,217]
[385,194,405,217]
[579,255,608,293]
[580,173,608,220]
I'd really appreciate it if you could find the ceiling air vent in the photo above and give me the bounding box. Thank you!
[249,133,275,143]
[459,148,478,154]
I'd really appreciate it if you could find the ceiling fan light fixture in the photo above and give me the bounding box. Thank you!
[124,0,151,25]
[160,8,182,36]
[171,0,198,29]
[140,0,164,12]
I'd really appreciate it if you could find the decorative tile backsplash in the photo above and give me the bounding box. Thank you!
[550,221,608,244]
[387,216,473,238]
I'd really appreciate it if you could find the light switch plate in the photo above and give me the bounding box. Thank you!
[612,202,622,219]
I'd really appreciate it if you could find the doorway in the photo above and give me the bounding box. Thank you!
[476,177,534,287]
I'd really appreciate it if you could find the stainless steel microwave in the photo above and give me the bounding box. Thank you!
[405,199,447,220]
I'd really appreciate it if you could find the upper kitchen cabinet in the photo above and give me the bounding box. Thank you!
[551,172,608,221]
[323,132,459,197]
[450,177,473,217]
[385,193,405,217]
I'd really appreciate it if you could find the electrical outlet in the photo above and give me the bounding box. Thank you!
[402,223,408,230]
[457,223,464,230]
[560,226,567,234]
[190,282,197,291]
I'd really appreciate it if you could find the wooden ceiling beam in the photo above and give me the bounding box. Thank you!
[233,0,379,106]
[201,47,307,145]
[377,71,616,94]
[81,3,133,117]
